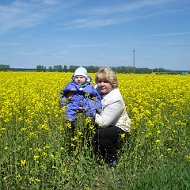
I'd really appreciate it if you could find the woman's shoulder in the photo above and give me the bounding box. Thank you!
[105,88,123,102]
[109,88,121,96]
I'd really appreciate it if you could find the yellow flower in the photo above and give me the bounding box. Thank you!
[77,131,83,136]
[0,127,6,133]
[33,155,40,161]
[66,122,72,129]
[85,117,92,124]
[16,174,21,179]
[42,152,47,158]
[45,144,50,149]
[20,159,26,166]
[185,155,190,162]
[20,127,27,132]
[120,133,126,139]
[35,178,41,183]
[155,139,161,144]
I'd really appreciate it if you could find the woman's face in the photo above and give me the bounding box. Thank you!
[97,79,113,95]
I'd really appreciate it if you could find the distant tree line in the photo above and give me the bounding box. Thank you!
[0,64,189,74]
[35,65,101,73]
[34,64,189,74]
[0,64,10,71]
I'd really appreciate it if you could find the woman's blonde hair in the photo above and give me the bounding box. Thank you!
[95,67,118,88]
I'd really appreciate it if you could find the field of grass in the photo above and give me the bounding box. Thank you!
[0,72,190,190]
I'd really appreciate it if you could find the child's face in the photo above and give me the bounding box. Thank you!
[74,75,86,85]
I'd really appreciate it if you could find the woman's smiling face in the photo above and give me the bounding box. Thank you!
[97,80,113,95]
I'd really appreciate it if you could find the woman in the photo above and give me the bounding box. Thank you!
[93,67,131,167]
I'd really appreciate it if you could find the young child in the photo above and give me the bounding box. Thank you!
[60,67,102,122]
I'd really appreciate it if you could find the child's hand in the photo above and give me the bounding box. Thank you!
[78,107,83,113]
[67,92,75,100]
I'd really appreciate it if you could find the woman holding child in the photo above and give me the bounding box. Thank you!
[60,66,131,167]
[93,67,131,167]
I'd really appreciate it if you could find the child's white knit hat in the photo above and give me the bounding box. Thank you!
[74,67,88,78]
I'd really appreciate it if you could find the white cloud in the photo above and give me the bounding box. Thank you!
[152,32,190,37]
[0,0,80,35]
[59,0,188,29]
[0,0,189,34]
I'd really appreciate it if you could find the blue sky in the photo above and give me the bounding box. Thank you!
[0,0,190,70]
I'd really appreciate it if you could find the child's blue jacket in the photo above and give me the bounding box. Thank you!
[60,76,102,121]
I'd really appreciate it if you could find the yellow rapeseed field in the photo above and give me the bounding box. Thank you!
[0,72,190,189]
